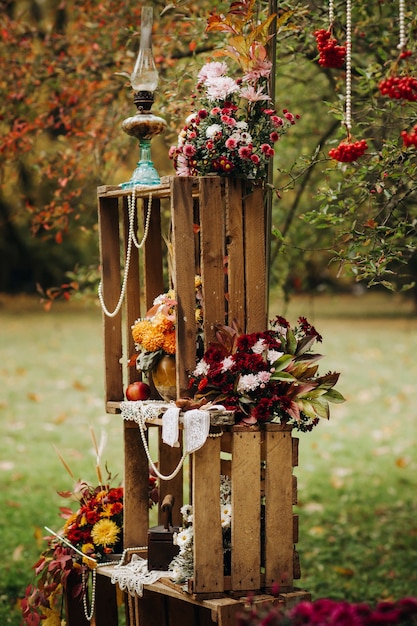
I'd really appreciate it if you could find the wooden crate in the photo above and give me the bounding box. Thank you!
[94,176,306,624]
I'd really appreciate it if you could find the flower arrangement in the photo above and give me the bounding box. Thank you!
[189,316,344,431]
[169,60,298,180]
[131,276,203,373]
[21,454,158,626]
[169,476,232,584]
[237,595,417,626]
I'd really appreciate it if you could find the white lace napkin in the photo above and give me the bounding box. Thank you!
[183,409,211,454]
[162,406,181,447]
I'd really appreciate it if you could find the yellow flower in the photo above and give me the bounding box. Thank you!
[91,518,120,547]
[63,513,77,532]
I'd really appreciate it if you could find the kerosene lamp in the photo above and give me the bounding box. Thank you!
[121,6,166,188]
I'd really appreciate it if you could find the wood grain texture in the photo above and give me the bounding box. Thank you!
[171,177,198,395]
[124,423,150,548]
[192,436,224,595]
[231,430,261,591]
[244,186,268,333]
[225,178,246,330]
[199,177,227,347]
[263,426,294,589]
[98,195,124,404]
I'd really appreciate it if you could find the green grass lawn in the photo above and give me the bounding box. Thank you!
[1,291,416,625]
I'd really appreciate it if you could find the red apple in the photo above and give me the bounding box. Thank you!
[126,381,151,401]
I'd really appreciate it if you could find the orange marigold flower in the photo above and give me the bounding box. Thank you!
[162,331,176,354]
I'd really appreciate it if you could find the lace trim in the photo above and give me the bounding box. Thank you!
[111,554,167,597]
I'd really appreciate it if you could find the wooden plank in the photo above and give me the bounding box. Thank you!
[98,195,124,406]
[192,435,224,594]
[122,196,142,387]
[143,195,164,309]
[263,425,294,589]
[231,429,261,591]
[124,423,150,548]
[171,177,198,396]
[157,427,184,527]
[243,185,268,333]
[65,571,89,626]
[225,178,245,330]
[95,574,119,626]
[134,590,167,626]
[199,177,227,347]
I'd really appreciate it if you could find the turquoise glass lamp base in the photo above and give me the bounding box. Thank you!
[121,139,161,189]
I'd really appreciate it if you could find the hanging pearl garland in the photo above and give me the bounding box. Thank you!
[398,0,406,50]
[344,0,352,134]
[98,188,153,318]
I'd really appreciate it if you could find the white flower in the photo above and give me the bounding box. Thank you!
[252,339,267,354]
[236,120,248,131]
[267,350,284,364]
[174,526,193,549]
[205,76,240,101]
[237,373,261,392]
[180,503,193,524]
[221,356,234,372]
[221,504,232,529]
[198,61,228,83]
[193,359,209,376]
[206,124,222,139]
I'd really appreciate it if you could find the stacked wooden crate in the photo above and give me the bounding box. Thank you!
[88,176,308,626]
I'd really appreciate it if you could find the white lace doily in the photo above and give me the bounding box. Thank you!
[111,554,169,597]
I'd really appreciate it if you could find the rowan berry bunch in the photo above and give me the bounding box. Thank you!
[401,125,417,148]
[379,75,417,101]
[328,139,368,162]
[399,49,412,60]
[314,29,346,69]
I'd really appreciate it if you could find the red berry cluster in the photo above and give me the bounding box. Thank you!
[399,49,412,60]
[328,139,368,162]
[401,125,417,148]
[314,29,346,68]
[379,75,417,101]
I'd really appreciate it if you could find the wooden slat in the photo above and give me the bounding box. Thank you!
[225,178,245,329]
[95,574,119,626]
[98,195,124,405]
[199,177,227,347]
[157,428,184,527]
[231,430,261,591]
[143,196,164,309]
[244,185,268,333]
[292,437,299,467]
[171,177,198,396]
[263,425,294,589]
[192,436,224,594]
[123,196,142,386]
[124,423,149,548]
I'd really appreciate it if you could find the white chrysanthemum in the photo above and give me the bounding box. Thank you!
[252,339,267,354]
[221,356,234,372]
[236,120,249,130]
[198,61,228,83]
[267,350,284,364]
[206,124,222,139]
[193,360,210,377]
[237,373,261,392]
[205,76,240,101]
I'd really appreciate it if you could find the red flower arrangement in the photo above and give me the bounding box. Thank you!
[189,316,344,431]
[21,463,158,625]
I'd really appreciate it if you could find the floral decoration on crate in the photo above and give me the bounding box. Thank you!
[169,475,232,584]
[169,60,298,180]
[21,441,158,626]
[130,276,203,374]
[189,316,344,431]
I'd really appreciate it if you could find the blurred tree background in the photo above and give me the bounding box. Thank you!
[0,0,416,304]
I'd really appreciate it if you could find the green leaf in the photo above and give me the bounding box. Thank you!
[323,389,346,403]
[272,353,294,371]
[270,370,296,381]
[286,328,297,354]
